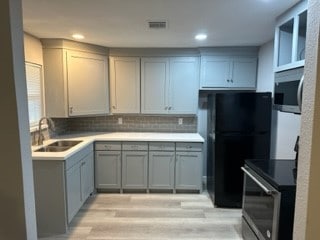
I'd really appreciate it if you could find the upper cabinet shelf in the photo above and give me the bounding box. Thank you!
[274,0,307,72]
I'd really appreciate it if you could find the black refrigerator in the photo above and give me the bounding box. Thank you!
[207,92,272,208]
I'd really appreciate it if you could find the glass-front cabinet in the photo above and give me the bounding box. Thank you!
[274,1,307,72]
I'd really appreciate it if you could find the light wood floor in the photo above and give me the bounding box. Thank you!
[40,192,243,240]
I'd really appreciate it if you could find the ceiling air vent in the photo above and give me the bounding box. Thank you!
[148,21,167,29]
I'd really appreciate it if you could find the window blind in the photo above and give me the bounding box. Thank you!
[25,63,43,127]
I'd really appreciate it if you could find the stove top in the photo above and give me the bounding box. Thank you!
[245,159,296,191]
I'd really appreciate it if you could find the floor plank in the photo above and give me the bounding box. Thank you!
[39,192,243,240]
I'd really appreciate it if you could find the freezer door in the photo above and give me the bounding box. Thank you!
[215,92,272,133]
[214,133,270,208]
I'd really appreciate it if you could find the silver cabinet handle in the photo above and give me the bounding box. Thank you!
[168,106,172,110]
[231,79,233,83]
[297,75,304,112]
[69,107,73,114]
[241,167,276,195]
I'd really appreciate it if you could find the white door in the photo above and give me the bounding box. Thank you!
[110,57,140,113]
[231,57,257,88]
[169,57,199,114]
[141,57,169,114]
[67,50,109,116]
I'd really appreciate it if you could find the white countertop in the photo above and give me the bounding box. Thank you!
[32,132,204,161]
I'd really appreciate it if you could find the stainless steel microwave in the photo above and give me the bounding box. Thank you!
[274,67,304,114]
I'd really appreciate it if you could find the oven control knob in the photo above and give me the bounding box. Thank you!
[267,230,271,238]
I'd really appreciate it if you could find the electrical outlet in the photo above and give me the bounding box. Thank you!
[178,118,183,125]
[118,117,123,125]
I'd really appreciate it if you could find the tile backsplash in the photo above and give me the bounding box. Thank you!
[52,115,197,134]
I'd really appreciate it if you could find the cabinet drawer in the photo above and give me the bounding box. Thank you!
[122,142,148,151]
[176,142,202,152]
[149,142,175,151]
[95,142,121,151]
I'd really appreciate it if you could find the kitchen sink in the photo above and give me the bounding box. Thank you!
[35,140,82,152]
[47,140,82,147]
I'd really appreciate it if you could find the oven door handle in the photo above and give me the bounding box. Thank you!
[241,167,276,195]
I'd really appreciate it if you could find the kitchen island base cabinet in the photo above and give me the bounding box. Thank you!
[33,144,94,237]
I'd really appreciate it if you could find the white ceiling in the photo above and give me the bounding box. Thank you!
[22,0,300,48]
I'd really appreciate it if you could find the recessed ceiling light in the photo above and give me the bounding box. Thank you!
[195,34,207,41]
[72,34,85,40]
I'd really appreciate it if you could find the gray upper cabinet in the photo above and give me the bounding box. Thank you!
[200,56,257,89]
[141,57,199,114]
[109,57,140,113]
[42,39,109,117]
[274,0,307,72]
[141,57,170,114]
[169,57,199,114]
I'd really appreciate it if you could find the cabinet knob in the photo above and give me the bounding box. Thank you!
[168,106,172,110]
[227,79,230,82]
[112,106,116,109]
[231,79,233,83]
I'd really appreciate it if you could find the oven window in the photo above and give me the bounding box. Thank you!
[274,80,299,106]
[243,175,275,239]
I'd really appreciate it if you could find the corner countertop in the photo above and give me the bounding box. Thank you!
[32,132,204,161]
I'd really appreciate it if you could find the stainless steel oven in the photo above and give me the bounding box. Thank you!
[241,166,281,240]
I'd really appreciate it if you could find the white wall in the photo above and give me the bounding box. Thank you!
[256,40,301,159]
[24,32,43,65]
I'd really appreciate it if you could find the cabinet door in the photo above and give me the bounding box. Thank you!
[141,58,169,114]
[110,57,140,113]
[66,161,82,223]
[149,151,175,189]
[67,50,109,116]
[169,57,199,114]
[95,151,121,189]
[175,152,202,190]
[122,151,148,189]
[80,152,94,202]
[231,57,257,88]
[200,56,230,88]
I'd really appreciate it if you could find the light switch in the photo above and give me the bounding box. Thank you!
[118,117,123,125]
[178,118,183,125]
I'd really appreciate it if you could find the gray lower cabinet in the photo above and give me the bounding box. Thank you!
[66,151,94,222]
[122,142,148,190]
[95,142,122,190]
[175,143,202,191]
[33,144,94,237]
[148,142,175,190]
[66,160,82,222]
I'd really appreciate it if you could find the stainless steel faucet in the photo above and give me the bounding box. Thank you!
[37,117,55,145]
